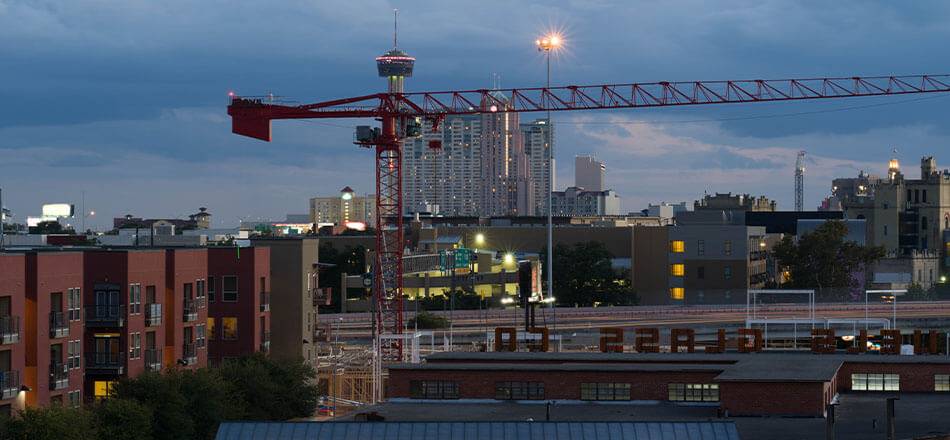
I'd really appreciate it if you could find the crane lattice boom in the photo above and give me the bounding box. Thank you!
[226,73,950,364]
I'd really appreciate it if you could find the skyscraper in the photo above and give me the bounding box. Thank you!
[522,118,554,216]
[402,94,535,217]
[402,115,483,216]
[479,93,533,216]
[575,155,605,191]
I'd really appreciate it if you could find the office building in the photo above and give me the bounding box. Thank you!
[403,115,483,216]
[694,193,776,212]
[550,187,621,216]
[387,351,950,418]
[310,187,375,226]
[522,119,553,216]
[645,202,691,223]
[480,96,533,216]
[575,155,605,191]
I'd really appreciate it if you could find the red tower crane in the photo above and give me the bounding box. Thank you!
[228,74,950,361]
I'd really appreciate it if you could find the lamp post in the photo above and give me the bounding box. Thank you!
[536,33,562,343]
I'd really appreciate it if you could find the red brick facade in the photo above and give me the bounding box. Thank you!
[0,246,270,409]
[388,352,950,417]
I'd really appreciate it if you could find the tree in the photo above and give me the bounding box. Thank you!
[0,406,97,440]
[179,368,245,439]
[111,371,195,440]
[773,220,885,300]
[217,353,320,420]
[408,310,450,329]
[541,241,638,307]
[93,398,154,440]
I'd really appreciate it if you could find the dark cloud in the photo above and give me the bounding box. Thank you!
[1,0,948,225]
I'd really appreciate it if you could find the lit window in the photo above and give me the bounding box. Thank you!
[222,317,238,340]
[723,240,732,256]
[670,288,685,300]
[94,381,116,400]
[207,318,216,340]
[668,383,719,402]
[580,383,631,401]
[936,375,950,392]
[670,264,685,276]
[670,240,685,253]
[851,373,899,391]
[723,266,732,280]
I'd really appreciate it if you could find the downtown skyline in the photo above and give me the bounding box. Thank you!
[2,0,950,228]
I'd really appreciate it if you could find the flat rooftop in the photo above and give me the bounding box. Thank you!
[415,351,950,383]
[335,395,950,440]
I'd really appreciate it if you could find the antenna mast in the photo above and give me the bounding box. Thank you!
[393,9,398,48]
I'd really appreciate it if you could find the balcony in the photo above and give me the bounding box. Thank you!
[182,343,197,366]
[183,300,198,322]
[144,348,162,372]
[260,331,271,353]
[85,305,126,328]
[1,370,20,400]
[259,292,270,312]
[49,311,69,339]
[0,315,20,344]
[86,351,125,375]
[49,363,69,390]
[145,303,163,327]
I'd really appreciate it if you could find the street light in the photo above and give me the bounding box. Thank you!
[536,32,563,343]
[474,233,485,247]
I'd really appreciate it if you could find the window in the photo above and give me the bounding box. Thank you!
[94,381,115,400]
[207,318,216,340]
[409,380,459,399]
[580,383,631,401]
[697,240,705,256]
[922,216,928,230]
[223,276,238,302]
[670,240,685,253]
[222,317,238,340]
[723,266,732,280]
[723,240,732,256]
[129,332,141,359]
[129,284,141,314]
[923,189,928,203]
[67,288,81,321]
[697,266,705,280]
[208,276,216,302]
[495,382,544,400]
[196,324,206,348]
[884,225,888,236]
[184,283,193,300]
[668,383,719,402]
[851,373,899,391]
[670,288,685,300]
[67,390,81,407]
[670,264,685,277]
[936,375,950,392]
[67,340,81,369]
[196,279,206,304]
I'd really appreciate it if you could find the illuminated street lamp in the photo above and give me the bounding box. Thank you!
[536,32,563,335]
[474,233,485,247]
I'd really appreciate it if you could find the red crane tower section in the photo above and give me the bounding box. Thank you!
[228,74,950,361]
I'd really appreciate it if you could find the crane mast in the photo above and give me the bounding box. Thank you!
[226,73,950,368]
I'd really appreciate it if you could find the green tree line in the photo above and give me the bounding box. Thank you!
[0,354,320,440]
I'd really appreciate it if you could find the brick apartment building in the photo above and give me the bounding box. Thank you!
[0,245,269,413]
[388,351,950,417]
[207,247,270,366]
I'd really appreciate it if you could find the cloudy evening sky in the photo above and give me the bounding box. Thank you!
[2,0,950,228]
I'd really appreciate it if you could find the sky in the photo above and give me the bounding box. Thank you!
[2,0,950,229]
